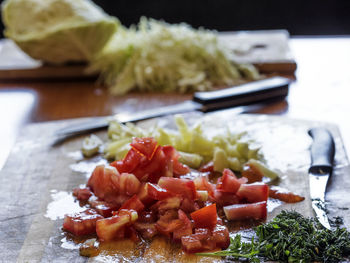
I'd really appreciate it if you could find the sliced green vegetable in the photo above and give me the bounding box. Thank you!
[82,134,103,157]
[178,151,203,169]
[246,159,279,180]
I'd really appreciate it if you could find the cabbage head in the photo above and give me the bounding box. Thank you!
[1,0,119,64]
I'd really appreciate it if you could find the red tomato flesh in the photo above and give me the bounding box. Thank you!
[119,194,145,212]
[158,177,196,200]
[130,137,159,160]
[216,168,242,194]
[223,201,267,221]
[63,209,103,236]
[236,182,269,203]
[190,203,217,228]
[269,186,305,203]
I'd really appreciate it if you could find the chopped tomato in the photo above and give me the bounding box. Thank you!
[130,137,159,160]
[154,196,182,212]
[193,175,215,196]
[173,210,193,241]
[236,182,269,203]
[269,186,305,203]
[134,222,158,239]
[87,165,119,203]
[158,177,196,200]
[212,189,240,206]
[112,172,141,196]
[191,204,217,228]
[125,226,140,242]
[96,210,138,241]
[162,145,190,176]
[111,148,144,174]
[179,197,198,213]
[119,195,145,212]
[241,163,264,183]
[199,161,214,173]
[138,210,157,223]
[216,169,242,194]
[73,187,93,201]
[212,224,230,249]
[223,201,267,221]
[63,209,103,236]
[146,183,174,200]
[88,197,119,217]
[155,210,181,236]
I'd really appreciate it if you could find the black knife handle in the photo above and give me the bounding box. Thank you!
[308,128,335,174]
[193,77,291,106]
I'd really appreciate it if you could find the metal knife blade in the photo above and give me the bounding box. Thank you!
[308,128,335,229]
[55,77,290,139]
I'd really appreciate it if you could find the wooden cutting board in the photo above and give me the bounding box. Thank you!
[1,112,349,262]
[0,30,296,80]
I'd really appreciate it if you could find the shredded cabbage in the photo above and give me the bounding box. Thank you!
[89,18,259,94]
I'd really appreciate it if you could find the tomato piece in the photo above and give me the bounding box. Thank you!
[87,165,119,203]
[216,169,242,194]
[173,210,193,241]
[199,161,214,173]
[179,198,198,213]
[119,195,145,212]
[223,201,267,221]
[181,235,204,253]
[154,196,182,212]
[163,145,190,176]
[125,226,140,242]
[212,189,240,206]
[158,177,196,200]
[88,197,119,217]
[212,224,230,249]
[63,209,103,236]
[193,175,215,197]
[156,210,181,236]
[134,222,158,239]
[190,204,217,228]
[138,210,157,223]
[269,186,305,203]
[112,172,141,196]
[146,183,174,200]
[241,162,264,183]
[96,210,138,241]
[111,148,145,174]
[236,182,269,203]
[130,137,159,160]
[73,187,93,201]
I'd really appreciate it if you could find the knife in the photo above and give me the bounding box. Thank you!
[55,77,290,139]
[308,128,335,229]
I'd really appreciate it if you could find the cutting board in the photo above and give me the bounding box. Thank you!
[0,30,296,80]
[1,112,349,262]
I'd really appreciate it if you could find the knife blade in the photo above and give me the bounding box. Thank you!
[308,128,335,229]
[55,77,290,139]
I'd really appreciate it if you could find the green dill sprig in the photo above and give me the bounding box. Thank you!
[197,210,350,263]
[197,235,260,262]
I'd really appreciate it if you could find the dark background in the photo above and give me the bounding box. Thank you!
[1,0,350,37]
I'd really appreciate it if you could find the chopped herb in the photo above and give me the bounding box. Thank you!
[197,211,350,263]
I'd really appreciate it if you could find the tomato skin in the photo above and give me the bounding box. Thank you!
[236,182,269,203]
[162,145,190,176]
[199,161,214,173]
[146,182,174,200]
[216,169,242,194]
[173,210,193,241]
[130,137,159,160]
[212,224,230,249]
[158,177,197,200]
[269,186,305,203]
[63,209,103,236]
[193,175,215,197]
[190,204,217,228]
[88,197,119,217]
[119,195,145,212]
[73,187,93,201]
[223,201,267,221]
[87,165,119,203]
[212,189,240,206]
[96,210,138,241]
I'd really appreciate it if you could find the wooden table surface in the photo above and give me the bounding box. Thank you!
[1,36,350,170]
